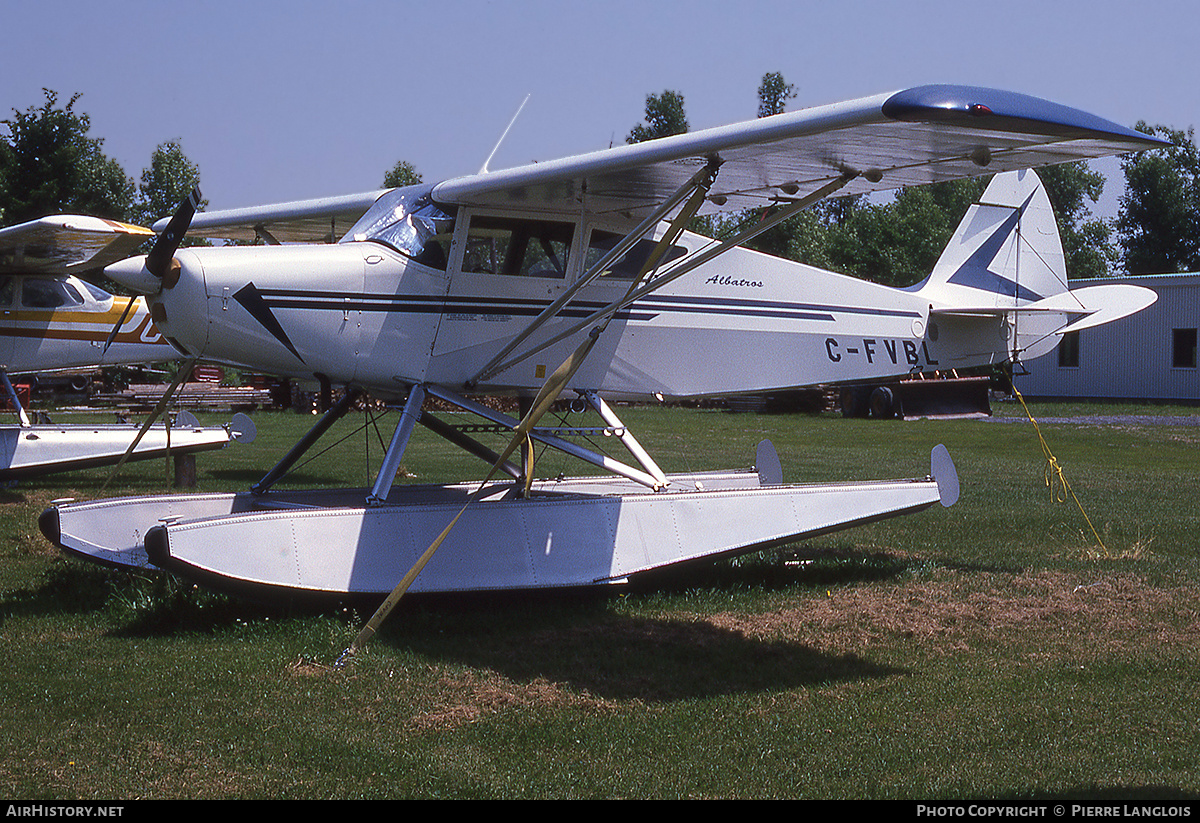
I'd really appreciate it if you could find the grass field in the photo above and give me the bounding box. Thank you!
[1,399,1197,799]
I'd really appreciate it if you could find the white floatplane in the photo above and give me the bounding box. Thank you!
[0,214,255,480]
[41,85,1164,607]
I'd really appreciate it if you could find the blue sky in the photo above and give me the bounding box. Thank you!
[3,0,1197,220]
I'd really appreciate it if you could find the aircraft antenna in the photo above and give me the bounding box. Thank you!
[478,94,530,174]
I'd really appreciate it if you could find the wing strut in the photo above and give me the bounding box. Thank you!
[468,159,723,388]
[101,298,137,356]
[340,169,860,663]
[582,390,667,488]
[340,171,739,660]
[423,384,666,489]
[353,383,668,506]
[474,171,857,383]
[0,370,31,428]
[341,334,610,663]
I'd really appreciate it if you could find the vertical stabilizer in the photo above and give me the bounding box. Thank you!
[914,168,1067,310]
[911,168,1156,365]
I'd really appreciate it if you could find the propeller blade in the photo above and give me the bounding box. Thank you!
[145,187,202,279]
[101,297,137,355]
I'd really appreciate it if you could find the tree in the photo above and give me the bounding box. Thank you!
[812,164,1116,286]
[818,180,985,288]
[134,140,206,226]
[757,72,796,118]
[1035,162,1116,279]
[382,160,422,189]
[1115,123,1200,274]
[626,90,688,144]
[0,89,134,225]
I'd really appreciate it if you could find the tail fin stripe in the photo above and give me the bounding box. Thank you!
[944,192,1044,302]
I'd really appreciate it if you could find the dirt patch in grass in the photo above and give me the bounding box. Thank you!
[706,569,1200,659]
[408,668,629,732]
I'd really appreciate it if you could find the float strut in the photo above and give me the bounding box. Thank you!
[251,387,363,495]
[366,385,425,506]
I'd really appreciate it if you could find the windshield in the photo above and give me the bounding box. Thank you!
[342,184,455,269]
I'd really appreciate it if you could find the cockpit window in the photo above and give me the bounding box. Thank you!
[585,230,688,279]
[462,216,574,278]
[80,280,114,304]
[0,277,13,308]
[21,278,85,309]
[342,184,455,270]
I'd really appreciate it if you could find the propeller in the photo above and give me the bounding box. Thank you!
[104,186,202,296]
[145,186,202,282]
[101,187,202,355]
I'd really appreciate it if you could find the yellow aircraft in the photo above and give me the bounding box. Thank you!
[0,214,252,479]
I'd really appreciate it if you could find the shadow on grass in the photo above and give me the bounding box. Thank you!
[0,487,27,505]
[1,562,131,618]
[0,561,305,634]
[633,547,923,593]
[3,551,922,702]
[624,544,1015,594]
[4,540,1022,705]
[5,544,932,621]
[363,549,936,702]
[387,604,910,702]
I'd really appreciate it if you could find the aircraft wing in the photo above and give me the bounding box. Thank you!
[0,215,153,275]
[168,84,1168,239]
[172,190,391,244]
[433,85,1168,217]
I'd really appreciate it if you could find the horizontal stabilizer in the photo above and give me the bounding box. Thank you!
[930,284,1157,331]
[1048,284,1158,334]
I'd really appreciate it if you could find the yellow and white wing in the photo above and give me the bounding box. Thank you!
[0,215,153,275]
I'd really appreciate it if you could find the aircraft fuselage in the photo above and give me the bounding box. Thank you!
[149,218,1010,401]
[0,274,174,375]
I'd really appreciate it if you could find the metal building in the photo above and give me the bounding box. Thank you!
[1014,273,1200,403]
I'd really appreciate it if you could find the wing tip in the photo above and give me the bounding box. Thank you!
[882,84,1170,150]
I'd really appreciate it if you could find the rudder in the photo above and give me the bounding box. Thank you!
[913,168,1067,309]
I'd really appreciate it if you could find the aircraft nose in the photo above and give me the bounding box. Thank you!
[140,249,210,356]
[104,255,163,295]
[105,186,202,296]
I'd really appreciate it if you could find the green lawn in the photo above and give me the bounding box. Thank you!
[1,401,1197,799]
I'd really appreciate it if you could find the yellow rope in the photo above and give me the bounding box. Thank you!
[1012,385,1109,556]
